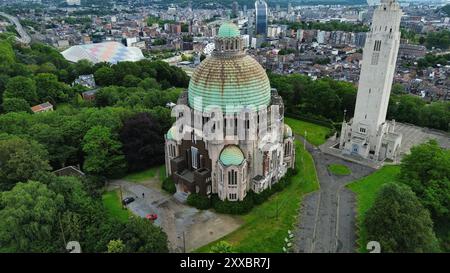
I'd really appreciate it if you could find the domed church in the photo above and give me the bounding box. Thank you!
[164,22,295,202]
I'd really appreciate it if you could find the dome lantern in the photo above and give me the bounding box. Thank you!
[214,22,243,54]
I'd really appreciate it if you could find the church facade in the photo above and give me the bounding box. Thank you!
[164,22,295,202]
[340,0,403,162]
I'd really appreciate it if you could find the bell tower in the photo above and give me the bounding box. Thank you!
[340,0,403,161]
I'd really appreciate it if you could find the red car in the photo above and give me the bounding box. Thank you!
[146,214,158,221]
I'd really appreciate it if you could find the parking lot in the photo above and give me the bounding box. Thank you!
[108,179,243,252]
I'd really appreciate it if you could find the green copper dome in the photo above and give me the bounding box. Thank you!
[188,55,271,113]
[218,22,240,38]
[219,145,245,166]
[166,126,176,140]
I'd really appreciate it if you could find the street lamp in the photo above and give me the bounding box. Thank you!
[177,231,186,253]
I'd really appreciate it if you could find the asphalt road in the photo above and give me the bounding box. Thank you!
[0,12,31,44]
[293,135,374,253]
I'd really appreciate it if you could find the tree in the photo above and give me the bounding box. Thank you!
[0,39,15,66]
[399,140,450,220]
[122,74,141,87]
[107,239,125,253]
[112,61,141,84]
[73,60,94,77]
[94,66,115,86]
[0,134,51,190]
[82,126,127,177]
[138,77,160,90]
[418,102,450,132]
[37,62,58,74]
[425,30,450,50]
[364,183,440,253]
[3,76,38,105]
[210,241,234,253]
[120,217,168,253]
[119,113,165,172]
[1,98,31,113]
[392,83,406,95]
[34,73,69,103]
[95,86,121,107]
[0,181,64,252]
[387,95,425,124]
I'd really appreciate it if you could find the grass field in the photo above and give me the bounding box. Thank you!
[195,140,320,253]
[327,164,351,176]
[284,117,332,147]
[102,190,132,223]
[347,165,401,252]
[123,165,166,183]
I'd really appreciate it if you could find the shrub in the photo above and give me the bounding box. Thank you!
[161,177,176,194]
[187,193,211,210]
[212,194,254,215]
[249,190,271,205]
[186,168,296,214]
[286,168,295,177]
[210,241,234,253]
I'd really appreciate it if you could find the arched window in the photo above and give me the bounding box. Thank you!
[228,170,238,185]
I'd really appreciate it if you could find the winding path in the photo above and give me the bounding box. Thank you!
[293,135,374,253]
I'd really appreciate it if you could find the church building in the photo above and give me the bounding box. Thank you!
[164,22,295,202]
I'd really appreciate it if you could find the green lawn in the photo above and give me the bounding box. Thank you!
[123,165,166,183]
[328,164,351,176]
[284,117,332,147]
[347,165,401,252]
[195,140,320,253]
[102,190,132,223]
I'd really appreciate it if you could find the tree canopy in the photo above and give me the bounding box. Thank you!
[399,140,450,221]
[364,183,440,253]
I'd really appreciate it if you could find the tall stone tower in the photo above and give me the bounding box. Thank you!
[340,0,403,162]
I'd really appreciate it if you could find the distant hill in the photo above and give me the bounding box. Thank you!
[442,4,450,17]
[185,0,368,9]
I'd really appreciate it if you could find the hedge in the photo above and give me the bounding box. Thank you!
[185,167,298,215]
[211,194,254,214]
[162,177,176,194]
[187,193,211,210]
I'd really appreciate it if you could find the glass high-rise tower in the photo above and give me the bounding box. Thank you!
[255,0,268,36]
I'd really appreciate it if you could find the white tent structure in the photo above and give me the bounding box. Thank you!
[61,41,145,64]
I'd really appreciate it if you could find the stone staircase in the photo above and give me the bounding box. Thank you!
[173,191,189,204]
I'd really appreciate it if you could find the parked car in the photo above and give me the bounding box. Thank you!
[146,214,158,221]
[122,197,135,205]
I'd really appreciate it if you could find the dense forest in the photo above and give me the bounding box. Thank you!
[277,20,370,33]
[0,33,189,252]
[269,73,450,132]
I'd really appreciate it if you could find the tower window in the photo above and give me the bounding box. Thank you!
[371,52,380,65]
[191,147,199,169]
[373,40,382,52]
